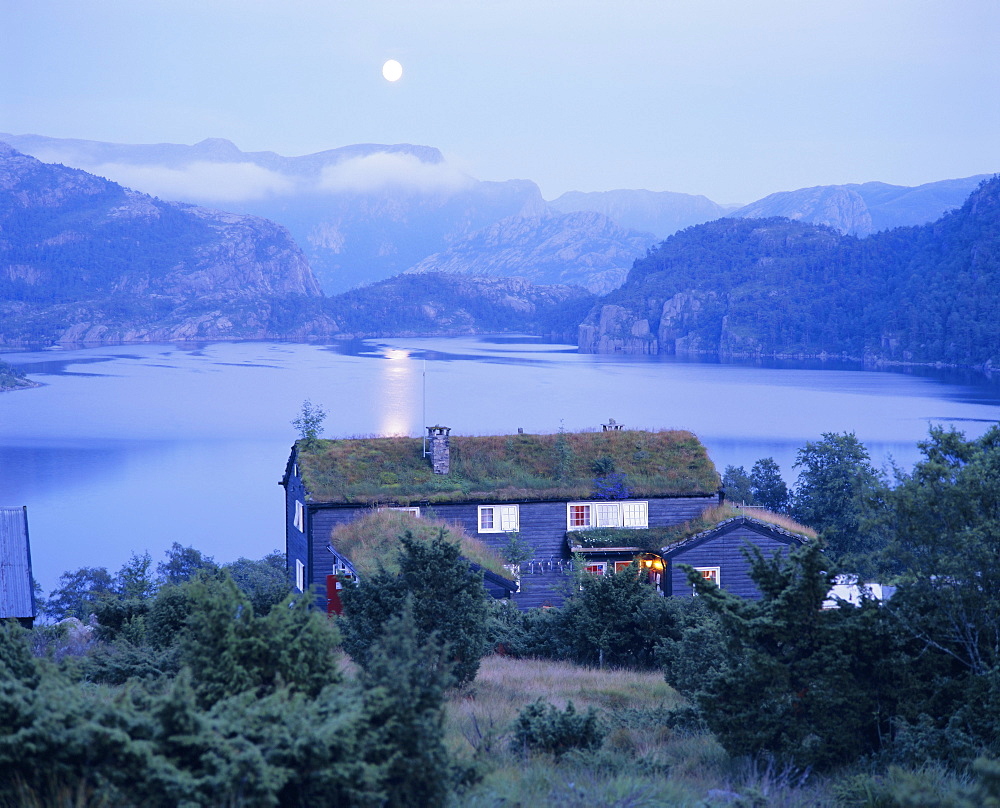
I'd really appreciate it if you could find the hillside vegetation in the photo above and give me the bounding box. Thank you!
[581,176,1000,367]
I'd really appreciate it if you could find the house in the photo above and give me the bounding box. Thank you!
[281,425,722,610]
[0,506,35,628]
[660,513,812,599]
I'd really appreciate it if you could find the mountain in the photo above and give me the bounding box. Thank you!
[327,272,596,340]
[579,177,1000,367]
[0,144,336,344]
[547,189,732,238]
[0,134,547,293]
[404,210,656,294]
[728,176,992,236]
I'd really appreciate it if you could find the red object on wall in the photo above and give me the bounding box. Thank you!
[326,575,345,615]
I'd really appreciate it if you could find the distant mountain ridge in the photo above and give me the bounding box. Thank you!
[0,144,336,344]
[405,210,656,294]
[727,176,992,236]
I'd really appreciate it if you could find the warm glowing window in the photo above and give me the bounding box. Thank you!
[614,560,636,573]
[567,501,648,530]
[478,504,519,533]
[584,562,606,575]
[694,567,721,589]
[293,500,305,532]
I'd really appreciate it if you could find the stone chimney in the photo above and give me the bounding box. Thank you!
[427,425,451,475]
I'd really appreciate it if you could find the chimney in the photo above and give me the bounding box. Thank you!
[427,425,451,475]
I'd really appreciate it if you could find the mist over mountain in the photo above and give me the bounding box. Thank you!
[405,210,656,294]
[727,176,991,236]
[579,176,1000,367]
[0,134,547,294]
[0,144,335,344]
[548,189,733,238]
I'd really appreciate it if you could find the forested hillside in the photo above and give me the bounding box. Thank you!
[580,176,1000,367]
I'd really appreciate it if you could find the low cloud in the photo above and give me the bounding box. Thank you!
[83,161,297,203]
[318,152,474,195]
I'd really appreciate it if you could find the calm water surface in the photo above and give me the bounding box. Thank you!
[2,337,999,593]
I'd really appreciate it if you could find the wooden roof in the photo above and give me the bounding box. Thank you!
[0,506,34,619]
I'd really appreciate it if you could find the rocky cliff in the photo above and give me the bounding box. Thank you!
[548,188,732,238]
[0,144,336,344]
[405,210,656,294]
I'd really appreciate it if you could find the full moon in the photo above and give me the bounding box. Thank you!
[382,59,403,82]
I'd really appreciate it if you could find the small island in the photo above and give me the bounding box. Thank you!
[0,359,39,392]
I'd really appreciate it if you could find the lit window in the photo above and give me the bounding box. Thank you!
[584,561,606,575]
[294,500,305,532]
[567,501,648,530]
[694,567,720,590]
[295,559,305,592]
[478,504,519,533]
[614,560,636,573]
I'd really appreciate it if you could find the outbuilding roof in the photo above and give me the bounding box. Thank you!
[661,514,811,557]
[293,428,719,505]
[0,506,35,620]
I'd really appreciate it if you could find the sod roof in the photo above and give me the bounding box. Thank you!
[296,428,719,505]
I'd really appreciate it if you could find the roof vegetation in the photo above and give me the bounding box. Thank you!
[328,509,513,582]
[297,429,718,505]
[568,504,816,554]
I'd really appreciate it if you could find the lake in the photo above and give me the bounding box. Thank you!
[2,337,999,595]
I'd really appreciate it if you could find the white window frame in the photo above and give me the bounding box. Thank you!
[387,506,421,517]
[478,504,519,533]
[693,566,721,592]
[566,501,648,530]
[295,559,305,592]
[583,561,607,576]
[293,500,305,532]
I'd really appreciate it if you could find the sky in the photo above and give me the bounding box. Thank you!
[3,0,999,204]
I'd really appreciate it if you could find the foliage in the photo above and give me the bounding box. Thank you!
[499,530,534,567]
[340,532,491,686]
[330,509,511,581]
[750,457,789,513]
[297,428,719,504]
[654,596,730,700]
[511,700,604,757]
[591,472,632,500]
[156,541,218,586]
[358,603,458,808]
[43,566,114,620]
[223,550,291,615]
[292,398,327,445]
[179,572,341,707]
[722,464,754,505]
[685,540,895,770]
[0,359,37,391]
[791,431,889,564]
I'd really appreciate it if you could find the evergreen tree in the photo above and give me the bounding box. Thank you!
[722,464,754,505]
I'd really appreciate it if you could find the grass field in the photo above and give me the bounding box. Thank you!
[445,656,840,807]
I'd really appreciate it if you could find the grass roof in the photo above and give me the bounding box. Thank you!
[568,504,817,554]
[297,429,718,505]
[328,509,514,581]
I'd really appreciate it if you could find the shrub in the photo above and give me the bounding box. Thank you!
[510,700,604,757]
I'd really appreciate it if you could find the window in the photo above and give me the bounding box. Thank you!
[566,501,648,530]
[583,561,606,575]
[295,559,305,592]
[614,560,636,573]
[388,506,421,517]
[694,567,720,590]
[478,504,519,533]
[293,500,305,532]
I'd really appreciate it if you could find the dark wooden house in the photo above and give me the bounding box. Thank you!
[0,506,35,628]
[281,426,721,611]
[661,514,809,599]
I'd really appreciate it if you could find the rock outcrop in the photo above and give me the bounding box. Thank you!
[0,144,336,345]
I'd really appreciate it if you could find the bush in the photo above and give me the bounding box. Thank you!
[510,700,605,757]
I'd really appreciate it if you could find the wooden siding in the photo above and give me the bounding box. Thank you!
[304,494,717,610]
[665,522,801,599]
[283,461,310,592]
